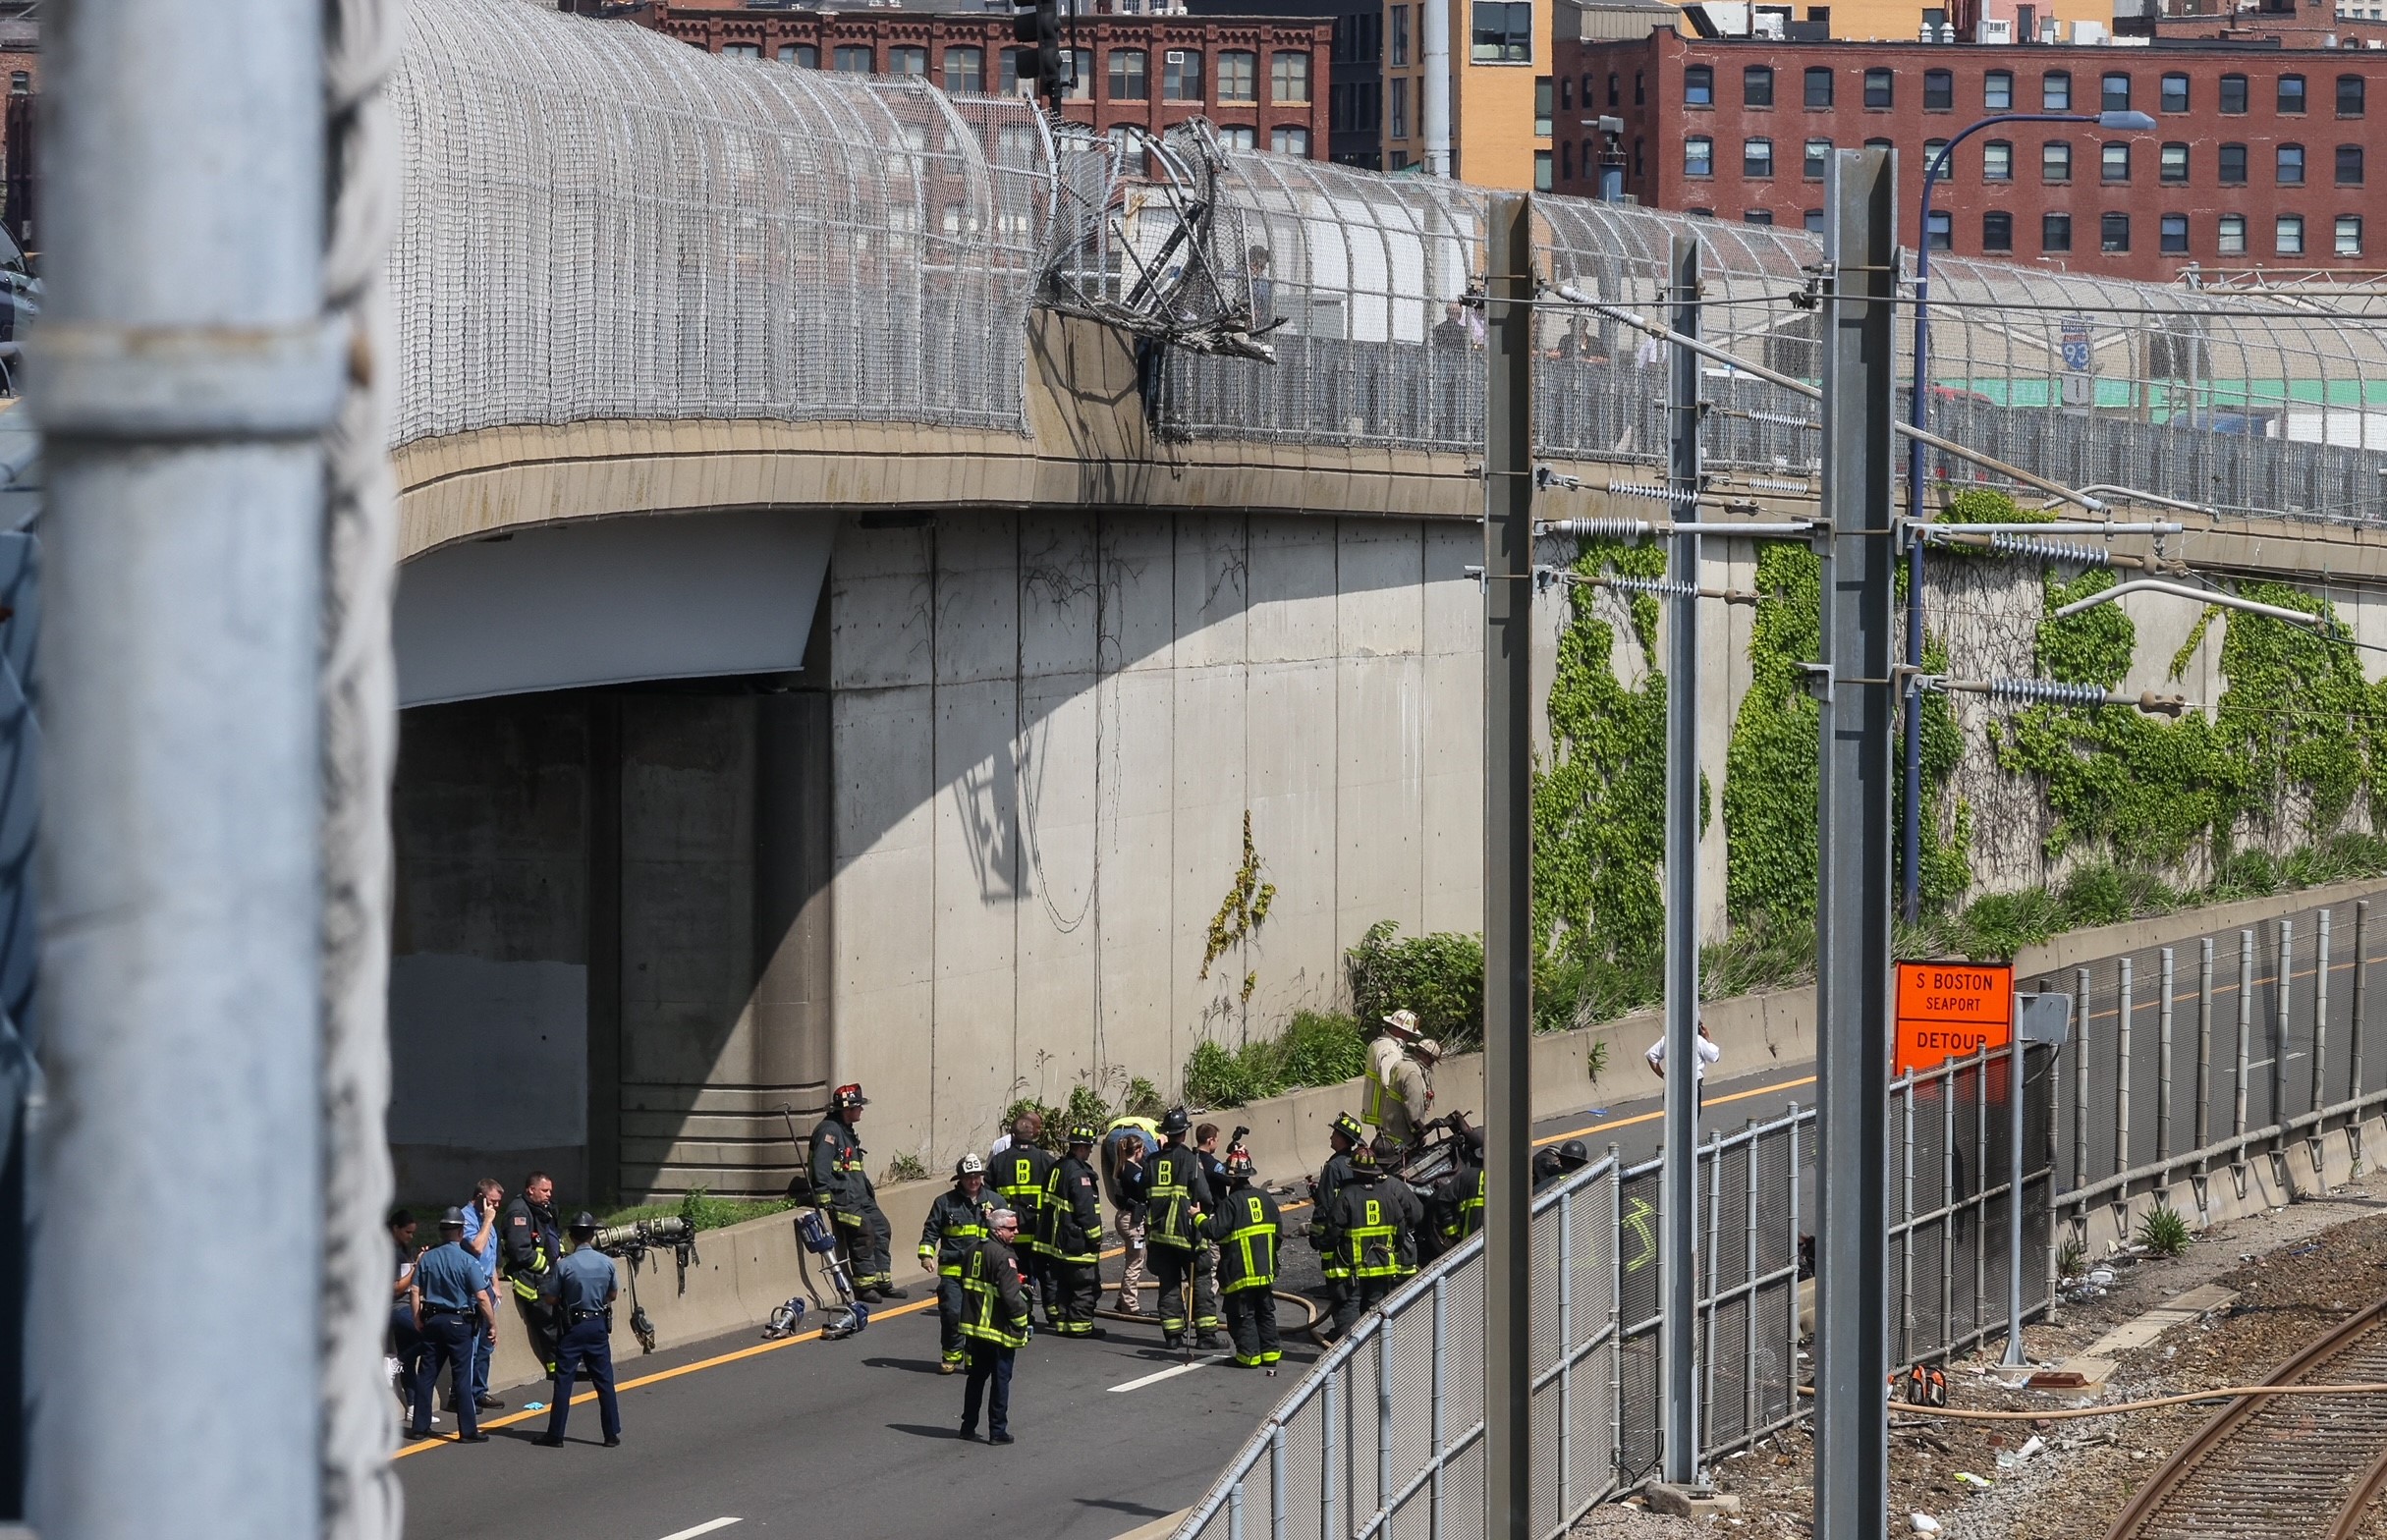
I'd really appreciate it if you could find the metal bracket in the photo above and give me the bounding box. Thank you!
[2191,1173,2210,1225]
[2308,1135,2329,1179]
[1798,661,1833,701]
[2230,1160,2249,1202]
[2268,1149,2294,1199]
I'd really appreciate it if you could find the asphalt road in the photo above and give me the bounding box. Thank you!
[396,1061,1816,1540]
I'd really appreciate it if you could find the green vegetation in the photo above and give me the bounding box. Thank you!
[882,1153,929,1184]
[1182,1010,1371,1108]
[2136,1202,2192,1259]
[1345,921,1485,1049]
[596,1185,793,1235]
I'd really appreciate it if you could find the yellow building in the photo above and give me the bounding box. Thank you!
[1380,0,1554,190]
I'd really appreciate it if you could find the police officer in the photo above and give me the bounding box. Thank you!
[1201,1147,1282,1371]
[1040,1124,1105,1337]
[992,1112,1054,1319]
[1431,1126,1486,1252]
[809,1084,906,1301]
[407,1207,493,1443]
[499,1170,564,1380]
[1326,1140,1423,1337]
[919,1153,994,1373]
[959,1207,1031,1445]
[1145,1106,1219,1349]
[534,1212,622,1448]
[1308,1112,1363,1329]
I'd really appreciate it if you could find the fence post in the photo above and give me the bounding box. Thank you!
[1939,1063,1957,1351]
[2354,902,2370,1101]
[1744,1128,1761,1443]
[1377,1328,1395,1524]
[1607,1149,1625,1495]
[1323,1370,1340,1539]
[2157,948,2175,1162]
[2116,958,2135,1183]
[2236,931,2253,1143]
[2073,966,2091,1191]
[1702,1129,1725,1461]
[2276,919,2296,1150]
[1972,1043,1989,1340]
[1432,1276,1450,1534]
[1900,1076,1916,1364]
[2314,909,2333,1121]
[1271,1426,1288,1540]
[2196,938,2214,1155]
[1555,1194,1573,1521]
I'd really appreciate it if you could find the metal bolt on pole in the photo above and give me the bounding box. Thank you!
[1812,145,1898,1540]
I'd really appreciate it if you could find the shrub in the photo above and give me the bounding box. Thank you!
[1346,921,1486,1051]
[1276,1010,1367,1086]
[1181,1011,1368,1109]
[883,1152,928,1184]
[2136,1203,2191,1258]
[1182,1037,1284,1109]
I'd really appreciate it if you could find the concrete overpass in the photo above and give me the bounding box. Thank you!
[385,0,2387,1207]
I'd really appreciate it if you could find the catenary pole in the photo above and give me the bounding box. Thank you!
[1813,145,1899,1540]
[1482,191,1535,1540]
[30,0,339,1533]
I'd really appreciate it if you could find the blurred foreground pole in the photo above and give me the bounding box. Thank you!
[1482,190,1534,1540]
[1813,146,1897,1540]
[30,0,340,1533]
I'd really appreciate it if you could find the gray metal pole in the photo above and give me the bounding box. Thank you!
[2314,909,2332,1118]
[1812,145,1898,1540]
[1660,230,1705,1492]
[2157,948,2175,1160]
[2001,1036,2029,1367]
[2354,902,2370,1098]
[1420,0,1452,175]
[30,0,338,1531]
[2276,919,2294,1145]
[2116,958,2134,1176]
[2196,938,2214,1153]
[1482,190,1535,1540]
[2235,930,2252,1142]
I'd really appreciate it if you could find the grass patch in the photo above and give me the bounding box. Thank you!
[1183,1011,1370,1109]
[597,1185,794,1235]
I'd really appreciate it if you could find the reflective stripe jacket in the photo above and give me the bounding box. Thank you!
[1362,1034,1405,1127]
[1330,1174,1422,1281]
[919,1185,993,1276]
[961,1237,1030,1348]
[807,1116,875,1212]
[1144,1143,1211,1252]
[993,1145,1055,1255]
[1042,1155,1104,1264]
[1436,1164,1485,1243]
[1201,1183,1281,1293]
[498,1195,561,1302]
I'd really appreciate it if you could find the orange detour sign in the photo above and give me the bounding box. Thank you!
[1894,961,2015,1075]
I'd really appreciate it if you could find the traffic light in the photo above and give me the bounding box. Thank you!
[1012,0,1064,106]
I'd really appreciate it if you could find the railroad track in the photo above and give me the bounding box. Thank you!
[2104,1296,2387,1540]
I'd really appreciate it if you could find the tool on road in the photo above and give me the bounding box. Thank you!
[590,1217,694,1353]
[764,1104,871,1342]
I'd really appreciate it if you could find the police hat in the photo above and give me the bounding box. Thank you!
[440,1205,470,1228]
[570,1210,598,1234]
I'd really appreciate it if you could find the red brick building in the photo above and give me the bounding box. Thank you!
[1555,29,2387,281]
[639,2,1331,160]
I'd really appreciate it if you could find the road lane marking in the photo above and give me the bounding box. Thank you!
[1532,1073,1819,1149]
[657,1521,742,1540]
[1109,1356,1226,1393]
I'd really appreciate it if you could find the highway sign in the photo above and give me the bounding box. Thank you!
[1894,960,2015,1075]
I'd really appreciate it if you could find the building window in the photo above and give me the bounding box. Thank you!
[2042,71,2071,111]
[944,46,985,94]
[1470,2,1531,63]
[720,43,759,59]
[1863,68,1892,108]
[2043,212,2072,252]
[1985,71,2012,111]
[1109,126,1146,176]
[1864,136,1892,153]
[1561,140,1573,179]
[1221,124,1257,150]
[2042,140,2071,183]
[2279,74,2306,114]
[2161,213,2189,253]
[1608,73,1620,107]
[1745,136,1774,177]
[1924,138,1950,180]
[1685,135,1714,177]
[1535,149,1553,189]
[1635,71,1644,106]
[1533,76,1553,135]
[1805,66,1833,108]
[2219,214,2247,254]
[833,45,873,73]
[1391,77,1409,138]
[1389,146,1409,168]
[1804,207,1826,233]
[1161,49,1201,100]
[1068,48,1093,99]
[2102,142,2131,183]
[1924,70,1952,111]
[2158,142,2188,183]
[2340,75,2365,117]
[2337,214,2363,255]
[1109,48,1148,100]
[2101,211,2131,251]
[2219,143,2247,184]
[2219,74,2248,115]
[2277,213,2304,254]
[2278,143,2304,185]
[888,45,927,77]
[1746,65,1775,107]
[5,72,24,96]
[1391,6,1410,67]
[2160,73,2189,113]
[1746,208,1774,225]
[1926,209,1951,249]
[1686,65,1714,105]
[779,43,817,68]
[1271,125,1310,155]
[1270,50,1310,103]
[1804,137,1831,178]
[1217,51,1255,101]
[1983,139,2012,180]
[2100,73,2130,113]
[1983,210,2014,251]
[2340,144,2364,185]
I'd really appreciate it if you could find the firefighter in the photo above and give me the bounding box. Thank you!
[1308,1112,1363,1327]
[1144,1105,1219,1349]
[498,1171,563,1380]
[1432,1126,1486,1250]
[919,1153,994,1373]
[992,1112,1055,1320]
[1040,1124,1105,1337]
[958,1208,1031,1445]
[1362,1010,1420,1130]
[1201,1146,1282,1371]
[808,1084,905,1302]
[1327,1138,1422,1337]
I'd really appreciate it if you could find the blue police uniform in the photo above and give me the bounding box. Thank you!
[538,1238,622,1446]
[410,1229,486,1441]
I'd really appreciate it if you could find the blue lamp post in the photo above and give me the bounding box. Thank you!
[1900,107,2157,921]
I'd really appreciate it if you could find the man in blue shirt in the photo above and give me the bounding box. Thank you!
[408,1208,493,1442]
[534,1211,622,1448]
[454,1179,505,1411]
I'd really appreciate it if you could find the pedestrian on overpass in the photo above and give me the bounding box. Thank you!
[1202,1147,1282,1371]
[1146,1106,1220,1349]
[959,1207,1030,1444]
[535,1211,622,1448]
[809,1084,906,1303]
[408,1207,492,1443]
[920,1154,994,1373]
[993,1112,1055,1319]
[1041,1125,1106,1337]
[1100,1111,1158,1314]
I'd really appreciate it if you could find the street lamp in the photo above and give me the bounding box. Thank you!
[1900,107,2157,921]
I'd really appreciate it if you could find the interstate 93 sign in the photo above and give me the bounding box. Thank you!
[1893,961,2015,1076]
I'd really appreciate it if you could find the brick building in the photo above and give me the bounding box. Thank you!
[1555,28,2387,281]
[641,1,1330,160]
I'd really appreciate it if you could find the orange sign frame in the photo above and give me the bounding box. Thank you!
[1894,961,2015,1075]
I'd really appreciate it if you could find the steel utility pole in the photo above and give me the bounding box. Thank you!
[1482,190,1535,1540]
[1813,146,1899,1540]
[1660,230,1705,1491]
